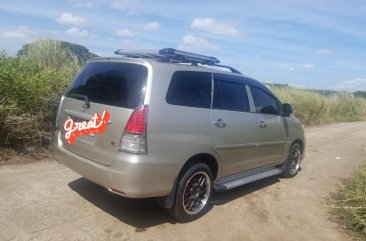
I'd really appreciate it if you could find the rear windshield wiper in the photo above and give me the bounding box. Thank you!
[70,94,90,109]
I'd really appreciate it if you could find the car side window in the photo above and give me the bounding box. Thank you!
[166,71,212,108]
[250,86,280,115]
[213,79,250,112]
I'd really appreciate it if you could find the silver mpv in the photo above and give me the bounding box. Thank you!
[54,48,305,221]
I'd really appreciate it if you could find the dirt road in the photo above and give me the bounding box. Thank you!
[1,122,366,241]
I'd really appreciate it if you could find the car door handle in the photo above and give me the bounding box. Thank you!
[213,119,227,128]
[259,120,267,128]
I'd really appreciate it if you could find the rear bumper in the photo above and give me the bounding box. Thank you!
[54,131,178,198]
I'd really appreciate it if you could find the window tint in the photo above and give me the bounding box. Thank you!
[250,86,279,115]
[66,62,148,109]
[166,71,211,108]
[213,80,250,112]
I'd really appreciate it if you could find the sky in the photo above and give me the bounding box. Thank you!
[0,0,366,92]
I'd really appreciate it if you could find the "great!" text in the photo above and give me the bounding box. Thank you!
[64,110,110,144]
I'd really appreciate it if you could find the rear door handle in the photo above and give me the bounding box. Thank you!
[213,119,227,128]
[259,120,267,128]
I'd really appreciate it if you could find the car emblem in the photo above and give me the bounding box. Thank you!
[81,103,89,112]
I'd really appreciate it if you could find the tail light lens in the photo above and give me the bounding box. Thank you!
[119,105,148,154]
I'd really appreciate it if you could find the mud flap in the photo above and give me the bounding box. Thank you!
[156,178,178,209]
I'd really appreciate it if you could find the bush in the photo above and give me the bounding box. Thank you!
[0,39,81,150]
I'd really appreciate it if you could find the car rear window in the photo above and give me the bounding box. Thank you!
[65,62,148,109]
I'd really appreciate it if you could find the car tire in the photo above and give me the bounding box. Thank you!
[169,163,213,222]
[282,143,302,178]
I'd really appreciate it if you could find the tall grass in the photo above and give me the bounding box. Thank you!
[0,39,81,150]
[24,39,81,71]
[272,87,366,126]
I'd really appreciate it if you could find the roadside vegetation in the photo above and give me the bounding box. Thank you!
[0,39,82,151]
[328,160,366,240]
[0,39,365,152]
[272,87,366,126]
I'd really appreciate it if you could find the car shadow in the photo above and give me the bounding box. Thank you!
[68,178,177,229]
[68,175,280,228]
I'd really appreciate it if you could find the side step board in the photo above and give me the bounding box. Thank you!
[214,167,283,192]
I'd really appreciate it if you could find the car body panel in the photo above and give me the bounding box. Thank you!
[254,113,288,166]
[211,109,260,176]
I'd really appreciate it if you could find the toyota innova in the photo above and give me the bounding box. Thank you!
[54,48,305,221]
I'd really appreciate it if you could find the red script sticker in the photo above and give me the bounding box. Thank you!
[64,110,110,144]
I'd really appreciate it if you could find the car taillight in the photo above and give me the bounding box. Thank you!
[119,105,148,154]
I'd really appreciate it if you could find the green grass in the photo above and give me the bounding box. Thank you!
[0,39,81,150]
[272,87,366,126]
[328,159,366,240]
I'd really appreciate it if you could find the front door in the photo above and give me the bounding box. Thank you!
[211,75,260,177]
[249,86,287,166]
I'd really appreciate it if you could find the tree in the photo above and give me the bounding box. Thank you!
[354,91,366,99]
[60,41,98,61]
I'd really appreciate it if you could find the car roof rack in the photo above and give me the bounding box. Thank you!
[114,48,241,74]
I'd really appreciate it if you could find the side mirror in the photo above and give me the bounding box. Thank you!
[283,103,294,116]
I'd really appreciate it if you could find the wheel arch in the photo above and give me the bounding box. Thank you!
[292,139,305,159]
[158,153,219,210]
[178,153,219,181]
[292,139,303,149]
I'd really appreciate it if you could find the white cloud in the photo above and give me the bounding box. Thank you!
[336,78,366,91]
[111,0,138,15]
[115,28,133,37]
[3,31,27,39]
[144,22,160,31]
[65,27,88,37]
[178,34,218,52]
[304,64,315,69]
[71,0,96,9]
[190,18,240,37]
[317,49,332,55]
[2,26,36,41]
[123,39,132,44]
[56,13,87,26]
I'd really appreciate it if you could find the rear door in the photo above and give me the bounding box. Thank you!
[211,74,260,176]
[249,86,287,166]
[58,61,148,165]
